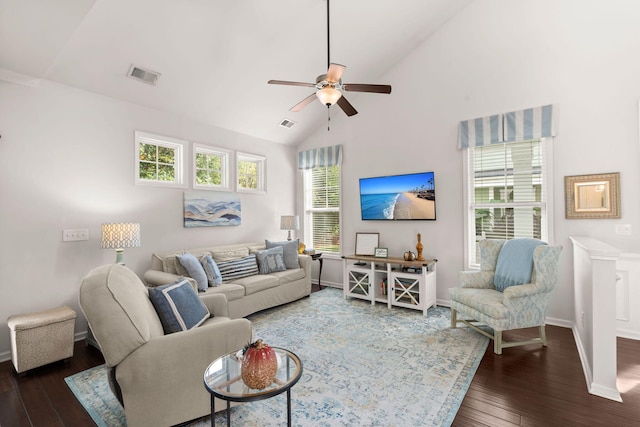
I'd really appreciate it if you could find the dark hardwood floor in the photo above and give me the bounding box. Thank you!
[453,327,640,427]
[1,286,639,426]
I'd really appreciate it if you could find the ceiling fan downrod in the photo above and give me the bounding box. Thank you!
[326,0,331,70]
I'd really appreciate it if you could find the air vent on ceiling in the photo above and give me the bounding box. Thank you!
[127,64,161,86]
[279,119,296,129]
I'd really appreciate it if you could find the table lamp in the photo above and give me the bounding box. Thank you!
[101,223,141,264]
[280,215,299,241]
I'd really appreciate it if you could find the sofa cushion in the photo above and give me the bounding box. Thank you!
[265,239,300,269]
[163,249,212,275]
[217,254,259,282]
[148,279,210,334]
[270,267,306,285]
[200,255,223,287]
[201,283,245,301]
[233,274,279,296]
[212,247,249,262]
[163,254,181,275]
[255,246,287,274]
[177,253,208,292]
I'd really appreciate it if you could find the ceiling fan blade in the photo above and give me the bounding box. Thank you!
[336,95,358,117]
[268,80,315,88]
[326,63,346,83]
[343,83,392,94]
[290,93,318,112]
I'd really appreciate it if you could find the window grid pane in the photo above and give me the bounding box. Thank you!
[238,160,258,189]
[139,144,176,182]
[195,153,223,185]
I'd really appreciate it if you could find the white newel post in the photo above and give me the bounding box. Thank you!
[570,236,622,402]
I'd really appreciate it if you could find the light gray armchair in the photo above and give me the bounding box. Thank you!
[449,239,562,355]
[79,264,252,427]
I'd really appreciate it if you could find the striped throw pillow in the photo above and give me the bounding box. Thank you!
[217,254,259,282]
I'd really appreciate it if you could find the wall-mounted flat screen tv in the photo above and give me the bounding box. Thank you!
[359,171,436,220]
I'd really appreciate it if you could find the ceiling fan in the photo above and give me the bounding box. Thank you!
[267,0,391,117]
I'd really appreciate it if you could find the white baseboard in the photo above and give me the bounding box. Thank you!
[617,328,640,341]
[545,316,573,328]
[0,350,10,364]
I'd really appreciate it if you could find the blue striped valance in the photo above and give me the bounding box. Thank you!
[504,104,554,142]
[457,114,502,149]
[457,105,555,149]
[297,144,343,170]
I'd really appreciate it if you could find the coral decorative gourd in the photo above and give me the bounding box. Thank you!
[241,339,277,390]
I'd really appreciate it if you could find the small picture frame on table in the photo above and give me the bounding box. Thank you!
[374,247,388,258]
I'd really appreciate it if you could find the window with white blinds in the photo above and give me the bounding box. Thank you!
[304,166,340,254]
[466,139,551,267]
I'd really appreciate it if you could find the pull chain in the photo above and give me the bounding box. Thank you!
[327,106,331,131]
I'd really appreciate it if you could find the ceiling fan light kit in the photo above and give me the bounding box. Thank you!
[316,86,342,106]
[268,0,391,118]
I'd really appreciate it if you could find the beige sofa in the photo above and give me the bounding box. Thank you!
[80,264,252,427]
[143,242,312,318]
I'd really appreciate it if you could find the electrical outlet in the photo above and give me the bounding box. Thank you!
[581,311,585,327]
[615,224,632,235]
[63,229,89,242]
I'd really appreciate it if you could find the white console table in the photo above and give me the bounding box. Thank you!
[342,254,437,315]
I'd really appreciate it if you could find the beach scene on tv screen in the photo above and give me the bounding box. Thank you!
[360,172,436,220]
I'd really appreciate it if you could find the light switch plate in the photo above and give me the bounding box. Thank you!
[63,229,89,241]
[615,224,632,235]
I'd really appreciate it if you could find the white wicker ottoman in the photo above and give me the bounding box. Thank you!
[7,306,76,374]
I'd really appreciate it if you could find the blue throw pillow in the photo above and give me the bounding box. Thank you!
[265,239,300,269]
[494,238,547,292]
[148,279,210,334]
[177,253,208,292]
[217,254,259,282]
[200,255,223,287]
[255,246,287,274]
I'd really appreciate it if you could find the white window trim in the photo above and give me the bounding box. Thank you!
[462,138,554,269]
[236,151,266,194]
[192,143,233,191]
[134,131,187,188]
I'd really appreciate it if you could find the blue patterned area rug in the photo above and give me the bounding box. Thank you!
[65,287,488,426]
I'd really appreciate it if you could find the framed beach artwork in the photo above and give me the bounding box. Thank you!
[184,191,241,227]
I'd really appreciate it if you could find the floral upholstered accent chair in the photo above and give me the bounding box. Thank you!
[449,238,562,355]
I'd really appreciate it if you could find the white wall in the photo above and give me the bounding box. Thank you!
[0,80,297,358]
[298,0,640,323]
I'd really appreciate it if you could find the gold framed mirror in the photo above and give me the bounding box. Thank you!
[564,172,620,219]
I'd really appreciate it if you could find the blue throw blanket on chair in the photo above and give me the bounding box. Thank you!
[494,238,547,292]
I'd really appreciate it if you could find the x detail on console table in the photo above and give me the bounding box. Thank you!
[342,254,437,315]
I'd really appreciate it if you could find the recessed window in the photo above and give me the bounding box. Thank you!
[237,152,266,193]
[193,144,232,191]
[135,131,186,188]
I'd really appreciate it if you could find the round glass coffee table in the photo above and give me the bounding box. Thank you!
[203,347,303,427]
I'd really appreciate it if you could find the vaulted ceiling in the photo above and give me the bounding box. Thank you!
[0,0,472,145]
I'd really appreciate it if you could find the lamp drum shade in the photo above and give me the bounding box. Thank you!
[101,223,141,249]
[280,215,299,231]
